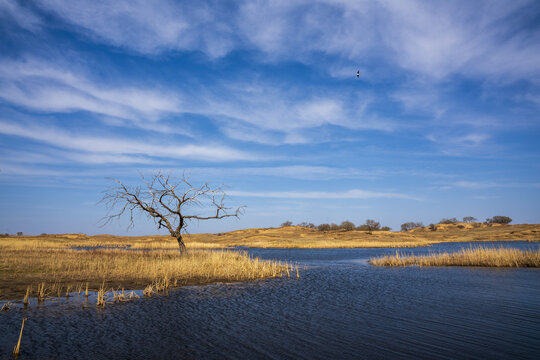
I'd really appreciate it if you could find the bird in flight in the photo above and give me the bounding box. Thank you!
[357,70,360,78]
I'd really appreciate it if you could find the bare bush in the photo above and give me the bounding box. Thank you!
[340,220,355,231]
[401,222,424,231]
[486,216,512,224]
[317,224,331,231]
[438,218,458,224]
[330,223,340,231]
[365,219,381,231]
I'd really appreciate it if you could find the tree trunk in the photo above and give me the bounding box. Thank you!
[176,234,187,253]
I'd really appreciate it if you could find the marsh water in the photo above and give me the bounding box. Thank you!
[1,241,539,359]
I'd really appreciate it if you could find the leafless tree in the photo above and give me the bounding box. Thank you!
[101,171,244,252]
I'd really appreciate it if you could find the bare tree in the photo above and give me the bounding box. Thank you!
[101,172,244,252]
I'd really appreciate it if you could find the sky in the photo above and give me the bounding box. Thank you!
[1,0,540,235]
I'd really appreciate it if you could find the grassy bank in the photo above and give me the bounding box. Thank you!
[369,247,540,267]
[0,241,292,300]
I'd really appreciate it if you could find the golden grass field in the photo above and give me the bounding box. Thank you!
[369,247,540,267]
[1,223,538,300]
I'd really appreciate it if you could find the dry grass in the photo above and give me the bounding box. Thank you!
[0,241,292,300]
[369,247,540,267]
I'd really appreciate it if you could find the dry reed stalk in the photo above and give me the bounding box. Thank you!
[85,282,89,298]
[23,286,30,307]
[296,265,300,279]
[1,302,12,312]
[143,284,154,297]
[65,285,72,298]
[13,317,26,357]
[37,282,46,302]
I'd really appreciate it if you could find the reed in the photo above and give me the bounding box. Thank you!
[13,317,26,357]
[369,247,540,267]
[96,283,105,307]
[23,286,30,307]
[37,282,46,302]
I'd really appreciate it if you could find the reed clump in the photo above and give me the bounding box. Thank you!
[96,283,106,307]
[369,247,540,267]
[0,240,291,300]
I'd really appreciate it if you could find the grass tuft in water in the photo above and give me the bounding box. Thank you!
[369,247,540,267]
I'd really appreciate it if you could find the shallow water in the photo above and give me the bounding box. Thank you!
[1,241,539,359]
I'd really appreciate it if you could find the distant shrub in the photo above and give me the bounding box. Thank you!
[428,224,437,231]
[340,220,355,231]
[457,225,465,229]
[462,216,477,223]
[365,219,381,231]
[330,223,340,231]
[486,216,512,224]
[438,218,458,224]
[40,233,47,236]
[281,221,293,227]
[401,222,424,231]
[298,222,315,229]
[356,225,370,231]
[318,224,331,231]
[17,232,23,236]
[381,226,391,231]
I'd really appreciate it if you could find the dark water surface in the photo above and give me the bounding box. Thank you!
[1,241,539,359]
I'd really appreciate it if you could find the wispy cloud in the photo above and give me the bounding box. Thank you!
[0,57,393,145]
[426,131,496,156]
[0,58,187,132]
[38,0,236,58]
[0,0,42,31]
[229,189,421,200]
[452,180,540,189]
[30,0,540,82]
[0,120,257,162]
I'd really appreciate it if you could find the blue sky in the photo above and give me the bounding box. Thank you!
[1,0,539,235]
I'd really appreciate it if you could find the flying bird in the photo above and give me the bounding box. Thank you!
[356,70,360,78]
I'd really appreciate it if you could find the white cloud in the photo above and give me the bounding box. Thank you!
[0,59,183,126]
[0,120,257,162]
[0,57,392,145]
[452,180,540,189]
[426,131,496,156]
[13,0,538,83]
[38,0,236,57]
[0,0,42,31]
[229,189,420,200]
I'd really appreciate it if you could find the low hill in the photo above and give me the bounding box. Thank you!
[5,223,539,249]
